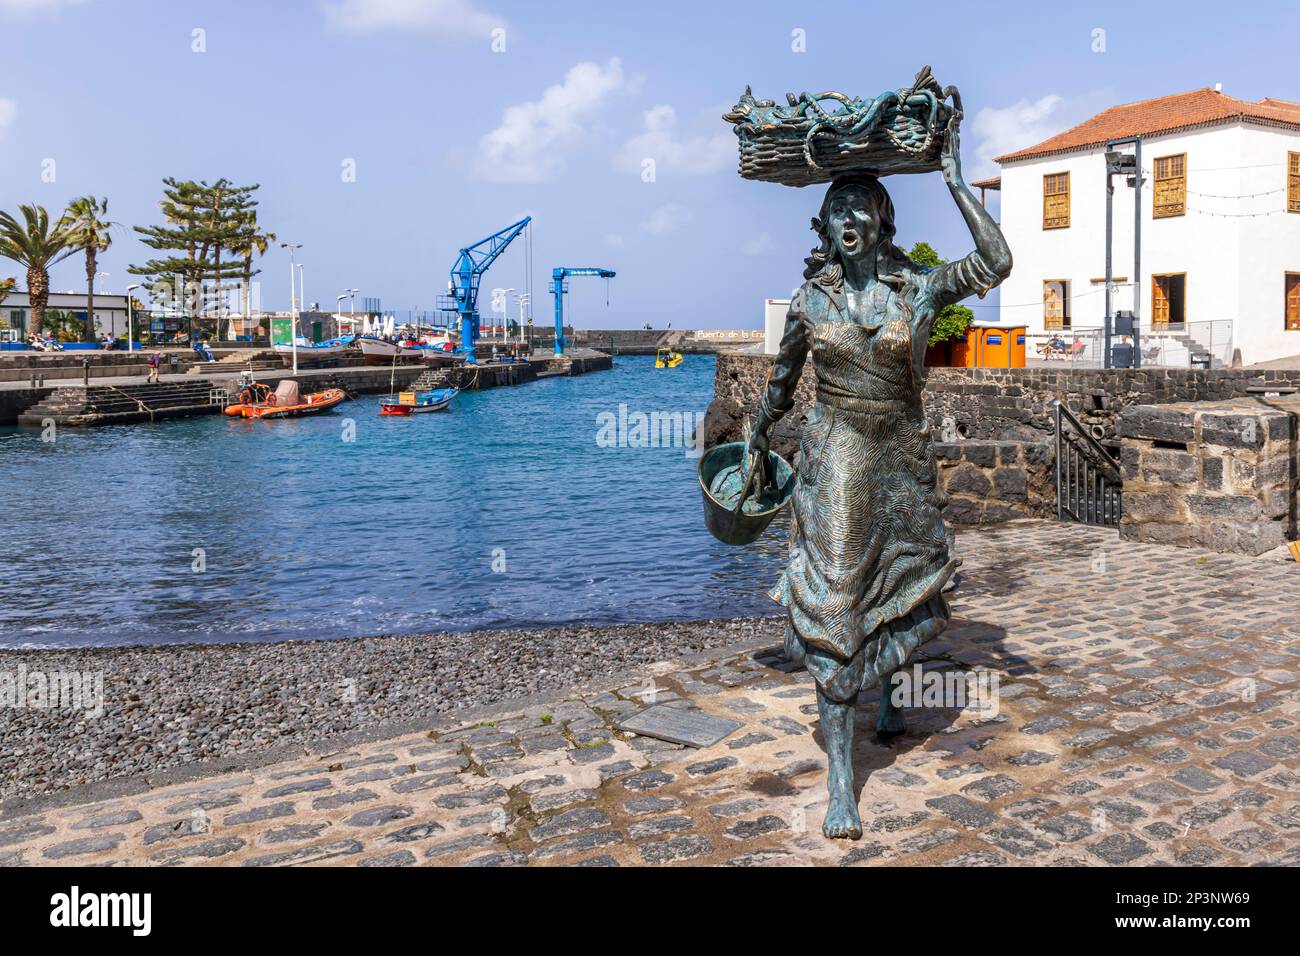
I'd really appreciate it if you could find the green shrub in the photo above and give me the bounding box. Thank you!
[907,242,975,347]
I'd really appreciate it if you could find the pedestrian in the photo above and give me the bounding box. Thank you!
[147,351,160,383]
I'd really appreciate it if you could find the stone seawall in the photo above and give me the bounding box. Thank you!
[935,440,1054,523]
[703,350,1300,527]
[3,352,615,426]
[0,387,53,425]
[1119,397,1300,555]
[705,350,1300,456]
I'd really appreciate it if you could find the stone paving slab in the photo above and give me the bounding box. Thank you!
[2,519,1297,867]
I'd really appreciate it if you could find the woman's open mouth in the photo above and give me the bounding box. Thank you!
[841,228,860,251]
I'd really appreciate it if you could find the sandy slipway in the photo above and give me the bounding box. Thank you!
[0,617,783,810]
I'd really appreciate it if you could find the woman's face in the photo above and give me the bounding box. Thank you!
[825,185,882,262]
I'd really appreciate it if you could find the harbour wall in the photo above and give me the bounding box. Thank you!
[496,328,762,355]
[2,352,613,426]
[705,351,1300,452]
[0,387,53,425]
[704,350,1300,525]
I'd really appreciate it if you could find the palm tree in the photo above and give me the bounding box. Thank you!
[0,205,77,340]
[63,196,115,342]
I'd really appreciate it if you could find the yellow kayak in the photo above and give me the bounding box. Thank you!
[655,347,684,368]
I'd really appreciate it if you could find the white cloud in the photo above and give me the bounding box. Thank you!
[969,94,1065,178]
[642,202,693,237]
[0,0,87,13]
[322,0,500,38]
[616,104,733,177]
[741,232,773,256]
[0,99,14,140]
[475,58,626,183]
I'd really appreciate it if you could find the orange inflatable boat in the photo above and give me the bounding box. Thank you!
[224,380,347,419]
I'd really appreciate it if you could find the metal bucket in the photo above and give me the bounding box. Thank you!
[698,441,795,546]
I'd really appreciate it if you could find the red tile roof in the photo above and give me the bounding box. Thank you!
[995,89,1300,164]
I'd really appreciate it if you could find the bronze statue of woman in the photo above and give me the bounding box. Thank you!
[747,115,1011,839]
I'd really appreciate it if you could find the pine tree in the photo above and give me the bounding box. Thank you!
[129,179,264,338]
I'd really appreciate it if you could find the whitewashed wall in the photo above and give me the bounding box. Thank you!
[997,121,1300,364]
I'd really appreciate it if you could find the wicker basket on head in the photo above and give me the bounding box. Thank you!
[723,65,960,187]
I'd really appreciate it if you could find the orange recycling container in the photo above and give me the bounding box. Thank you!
[949,330,975,367]
[968,324,1026,368]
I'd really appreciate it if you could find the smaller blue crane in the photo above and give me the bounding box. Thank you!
[445,216,531,364]
[550,267,615,356]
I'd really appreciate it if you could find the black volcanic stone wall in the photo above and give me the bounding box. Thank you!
[703,351,1300,526]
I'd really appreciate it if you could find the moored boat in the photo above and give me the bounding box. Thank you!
[225,380,348,419]
[378,386,459,416]
[360,327,457,364]
[274,337,350,366]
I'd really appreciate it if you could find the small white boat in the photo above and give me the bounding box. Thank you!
[379,386,460,416]
[359,336,404,363]
[274,338,349,366]
[359,328,457,364]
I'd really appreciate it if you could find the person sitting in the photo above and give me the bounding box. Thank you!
[193,339,215,362]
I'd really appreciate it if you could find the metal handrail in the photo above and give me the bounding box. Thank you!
[1053,400,1120,475]
[1054,399,1122,526]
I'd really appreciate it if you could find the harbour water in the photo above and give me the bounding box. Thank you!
[0,355,787,648]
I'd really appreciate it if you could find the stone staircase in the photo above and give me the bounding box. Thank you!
[190,349,281,374]
[410,368,454,390]
[17,381,229,427]
[1143,329,1216,368]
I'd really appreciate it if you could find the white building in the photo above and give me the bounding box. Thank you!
[0,291,134,338]
[991,87,1300,366]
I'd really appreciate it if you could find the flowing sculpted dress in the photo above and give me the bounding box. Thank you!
[762,251,1002,702]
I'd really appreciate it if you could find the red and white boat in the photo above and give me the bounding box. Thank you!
[358,328,457,364]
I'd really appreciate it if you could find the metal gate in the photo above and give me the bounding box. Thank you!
[1054,399,1122,527]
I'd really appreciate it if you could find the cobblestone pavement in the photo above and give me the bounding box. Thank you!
[2,520,1298,867]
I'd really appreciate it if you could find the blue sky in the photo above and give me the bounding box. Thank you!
[1,0,1297,327]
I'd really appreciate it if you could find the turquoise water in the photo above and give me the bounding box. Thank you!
[0,355,787,647]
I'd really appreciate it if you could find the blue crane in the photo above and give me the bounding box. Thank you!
[445,216,531,364]
[550,267,615,356]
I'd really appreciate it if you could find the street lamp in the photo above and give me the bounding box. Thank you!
[512,291,529,350]
[1104,139,1142,369]
[336,293,349,338]
[126,284,141,352]
[280,242,302,374]
[496,287,514,343]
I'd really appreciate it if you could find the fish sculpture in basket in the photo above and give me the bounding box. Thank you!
[722,65,960,185]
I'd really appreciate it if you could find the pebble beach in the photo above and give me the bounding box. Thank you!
[0,617,781,809]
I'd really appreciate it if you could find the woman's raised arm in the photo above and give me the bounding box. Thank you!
[929,113,1013,309]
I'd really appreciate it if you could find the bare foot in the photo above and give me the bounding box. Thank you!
[816,684,862,840]
[822,789,863,840]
